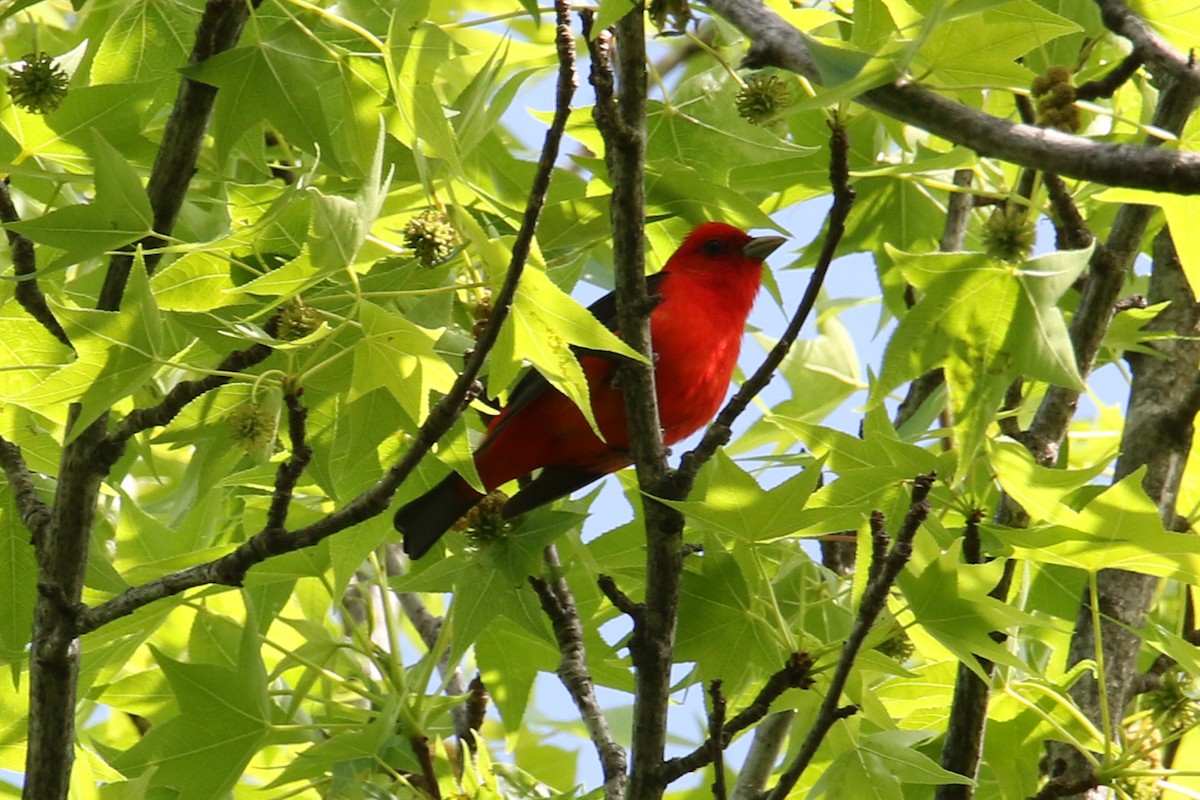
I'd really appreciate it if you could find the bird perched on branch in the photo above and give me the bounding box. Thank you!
[394,222,787,558]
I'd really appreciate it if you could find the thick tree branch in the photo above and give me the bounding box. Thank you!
[74,0,580,636]
[0,181,69,347]
[764,473,935,800]
[1025,76,1196,465]
[24,408,106,800]
[587,8,684,799]
[702,0,1200,195]
[530,547,627,800]
[1047,225,1200,796]
[98,0,260,311]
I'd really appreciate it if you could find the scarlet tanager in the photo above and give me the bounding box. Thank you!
[394,222,786,558]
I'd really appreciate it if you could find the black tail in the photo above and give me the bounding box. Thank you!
[394,475,482,559]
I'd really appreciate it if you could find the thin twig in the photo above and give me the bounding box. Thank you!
[0,435,52,547]
[530,546,627,799]
[764,473,935,800]
[0,180,69,347]
[1090,0,1200,93]
[708,681,728,800]
[674,118,855,488]
[659,653,814,783]
[1076,52,1145,101]
[73,0,581,635]
[264,389,313,532]
[107,340,276,450]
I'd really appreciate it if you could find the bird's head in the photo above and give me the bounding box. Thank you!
[667,222,787,277]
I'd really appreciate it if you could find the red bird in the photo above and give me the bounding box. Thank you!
[395,222,786,558]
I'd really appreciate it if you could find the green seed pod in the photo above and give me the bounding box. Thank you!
[403,210,459,267]
[983,205,1036,263]
[736,74,792,126]
[7,52,69,115]
[277,297,322,341]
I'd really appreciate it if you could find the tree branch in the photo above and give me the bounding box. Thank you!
[264,389,312,531]
[106,339,275,453]
[0,435,52,548]
[659,652,814,784]
[1047,224,1200,795]
[674,118,855,489]
[530,547,627,800]
[764,473,935,800]
[73,0,580,636]
[97,0,260,312]
[730,711,794,800]
[702,0,1200,195]
[1025,75,1197,465]
[707,681,728,800]
[1091,0,1200,93]
[587,8,684,798]
[0,180,69,347]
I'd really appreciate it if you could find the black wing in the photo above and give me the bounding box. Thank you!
[480,272,668,446]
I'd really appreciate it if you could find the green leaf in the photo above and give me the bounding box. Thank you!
[664,449,825,543]
[8,250,161,433]
[898,548,1043,678]
[350,301,457,424]
[492,266,647,439]
[874,246,1088,475]
[644,161,779,231]
[307,123,392,271]
[1096,187,1200,298]
[386,17,463,174]
[90,0,194,88]
[675,549,781,691]
[6,130,153,269]
[111,645,269,800]
[183,22,342,168]
[814,728,974,798]
[476,617,560,731]
[913,0,1081,88]
[987,437,1114,523]
[992,469,1200,581]
[0,488,36,666]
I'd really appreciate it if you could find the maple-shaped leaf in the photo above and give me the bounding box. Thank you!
[872,245,1091,477]
[7,130,152,269]
[183,21,341,169]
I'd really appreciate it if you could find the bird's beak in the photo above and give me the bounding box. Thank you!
[743,235,787,262]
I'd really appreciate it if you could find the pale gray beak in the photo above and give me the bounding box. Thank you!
[743,235,787,261]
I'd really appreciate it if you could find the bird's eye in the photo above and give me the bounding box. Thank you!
[702,238,725,256]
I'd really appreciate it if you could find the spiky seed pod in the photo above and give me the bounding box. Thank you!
[227,402,276,452]
[736,74,793,126]
[983,204,1036,263]
[8,52,69,115]
[1032,65,1080,133]
[277,297,321,341]
[456,491,510,547]
[403,210,458,267]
